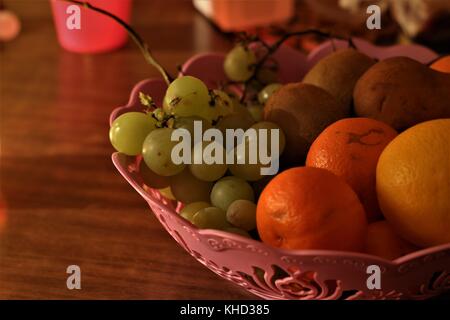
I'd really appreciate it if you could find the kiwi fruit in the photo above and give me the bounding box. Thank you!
[354,57,450,131]
[264,83,349,166]
[303,48,376,109]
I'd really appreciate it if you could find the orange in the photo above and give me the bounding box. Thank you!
[366,221,418,260]
[306,118,397,222]
[430,55,450,73]
[377,119,450,247]
[256,167,367,252]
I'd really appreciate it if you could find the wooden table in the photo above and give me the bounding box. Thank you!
[0,0,254,299]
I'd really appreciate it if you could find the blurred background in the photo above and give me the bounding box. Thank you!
[194,0,450,53]
[2,0,450,54]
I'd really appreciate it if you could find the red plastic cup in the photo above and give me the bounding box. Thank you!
[50,0,132,53]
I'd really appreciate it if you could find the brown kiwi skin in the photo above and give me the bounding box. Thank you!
[303,48,376,110]
[354,56,450,131]
[264,83,349,167]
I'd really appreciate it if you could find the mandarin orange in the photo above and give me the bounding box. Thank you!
[306,118,397,222]
[366,221,418,260]
[257,167,367,252]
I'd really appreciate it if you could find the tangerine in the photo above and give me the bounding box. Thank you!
[366,221,418,260]
[306,118,397,222]
[257,167,367,252]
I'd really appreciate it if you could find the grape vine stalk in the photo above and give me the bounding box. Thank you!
[62,0,356,103]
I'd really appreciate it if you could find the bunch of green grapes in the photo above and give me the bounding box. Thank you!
[109,43,287,238]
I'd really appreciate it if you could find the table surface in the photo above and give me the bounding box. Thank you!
[0,0,256,299]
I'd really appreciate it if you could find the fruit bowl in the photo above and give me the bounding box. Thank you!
[111,38,450,300]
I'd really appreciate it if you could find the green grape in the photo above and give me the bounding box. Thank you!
[180,201,210,221]
[230,144,264,181]
[216,112,255,135]
[216,112,255,152]
[229,139,264,182]
[210,176,255,211]
[162,98,171,115]
[163,76,212,121]
[109,112,157,155]
[247,103,264,122]
[225,227,251,238]
[250,121,286,154]
[170,168,213,204]
[258,83,282,105]
[224,45,257,82]
[210,90,234,119]
[189,141,228,182]
[173,116,212,145]
[229,122,285,181]
[226,199,257,231]
[192,207,230,230]
[139,159,171,189]
[158,186,176,200]
[142,128,186,176]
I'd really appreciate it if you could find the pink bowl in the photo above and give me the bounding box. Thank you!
[111,39,450,300]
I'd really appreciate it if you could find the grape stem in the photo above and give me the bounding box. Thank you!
[240,29,355,102]
[62,0,174,85]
